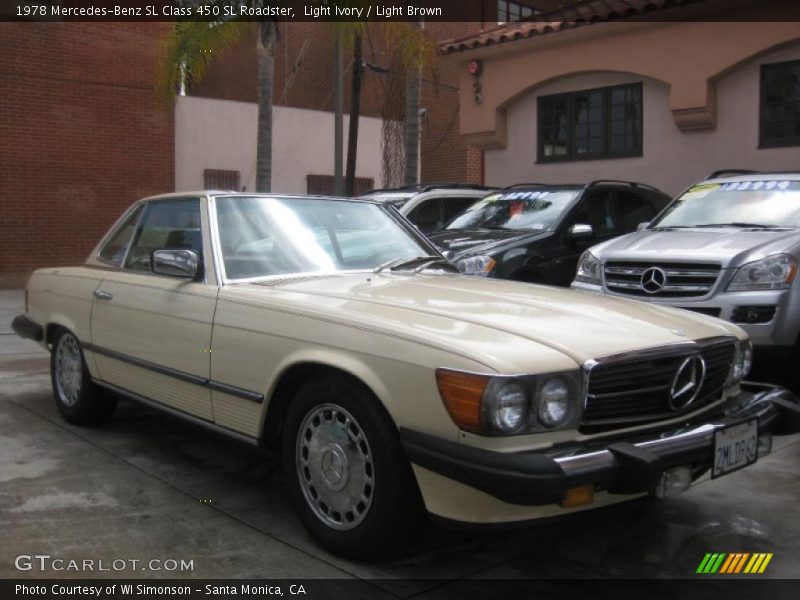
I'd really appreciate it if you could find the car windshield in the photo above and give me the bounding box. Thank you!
[652,180,800,228]
[215,196,431,279]
[446,188,580,231]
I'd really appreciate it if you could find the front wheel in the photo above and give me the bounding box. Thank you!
[50,329,117,425]
[281,376,425,559]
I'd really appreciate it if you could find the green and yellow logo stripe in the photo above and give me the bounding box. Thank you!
[696,553,773,574]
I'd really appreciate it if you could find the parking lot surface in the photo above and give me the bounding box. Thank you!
[1,289,798,593]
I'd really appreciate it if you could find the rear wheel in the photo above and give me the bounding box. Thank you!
[50,329,117,425]
[281,375,425,559]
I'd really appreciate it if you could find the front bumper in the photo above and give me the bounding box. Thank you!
[401,383,800,507]
[571,282,800,348]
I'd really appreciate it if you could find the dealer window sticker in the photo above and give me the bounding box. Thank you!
[719,180,799,192]
[681,183,720,201]
[499,190,549,201]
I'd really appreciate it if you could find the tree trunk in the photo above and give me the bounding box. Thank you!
[403,67,420,186]
[345,33,363,197]
[255,22,277,193]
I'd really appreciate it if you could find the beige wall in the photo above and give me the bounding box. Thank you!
[175,96,386,194]
[484,43,800,196]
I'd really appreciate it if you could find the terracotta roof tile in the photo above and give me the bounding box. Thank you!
[441,0,704,54]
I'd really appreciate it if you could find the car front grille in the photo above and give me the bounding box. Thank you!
[604,261,721,298]
[582,338,736,431]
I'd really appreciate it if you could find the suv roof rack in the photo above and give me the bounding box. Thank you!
[587,179,661,192]
[362,182,496,195]
[707,169,760,179]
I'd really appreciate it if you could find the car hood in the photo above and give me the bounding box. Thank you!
[592,228,800,266]
[427,228,544,258]
[225,272,742,373]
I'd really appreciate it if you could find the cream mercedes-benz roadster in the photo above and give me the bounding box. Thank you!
[13,193,800,558]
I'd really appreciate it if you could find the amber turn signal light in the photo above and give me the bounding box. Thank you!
[435,369,489,433]
[561,484,594,508]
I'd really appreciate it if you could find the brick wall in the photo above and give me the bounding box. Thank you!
[0,23,174,286]
[420,22,485,184]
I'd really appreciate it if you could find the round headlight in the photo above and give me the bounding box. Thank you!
[485,380,528,433]
[538,377,570,428]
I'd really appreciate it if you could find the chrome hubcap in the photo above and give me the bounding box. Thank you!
[296,404,374,531]
[55,334,82,407]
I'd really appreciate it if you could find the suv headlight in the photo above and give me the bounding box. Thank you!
[455,255,496,277]
[436,369,582,435]
[729,339,753,384]
[727,254,797,291]
[574,251,601,285]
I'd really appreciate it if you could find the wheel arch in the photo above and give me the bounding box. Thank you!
[260,356,395,452]
[44,319,75,346]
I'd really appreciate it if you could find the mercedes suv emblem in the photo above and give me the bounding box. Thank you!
[669,355,706,410]
[641,267,667,294]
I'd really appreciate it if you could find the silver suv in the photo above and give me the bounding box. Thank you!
[571,172,800,355]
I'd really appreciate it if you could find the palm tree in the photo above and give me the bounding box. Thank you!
[158,14,278,192]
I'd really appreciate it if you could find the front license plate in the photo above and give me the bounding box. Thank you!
[712,420,758,479]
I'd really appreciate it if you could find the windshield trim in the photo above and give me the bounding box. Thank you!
[208,194,443,285]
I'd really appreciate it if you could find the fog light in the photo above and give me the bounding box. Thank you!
[654,466,692,498]
[758,432,773,457]
[561,484,594,508]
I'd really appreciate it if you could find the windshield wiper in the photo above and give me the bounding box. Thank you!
[373,256,457,273]
[693,222,781,229]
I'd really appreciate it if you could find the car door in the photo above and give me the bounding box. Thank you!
[549,188,620,286]
[89,197,217,420]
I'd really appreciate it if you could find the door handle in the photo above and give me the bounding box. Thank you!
[93,290,113,301]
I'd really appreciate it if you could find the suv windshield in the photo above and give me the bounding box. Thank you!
[215,196,431,279]
[447,188,580,231]
[652,180,800,228]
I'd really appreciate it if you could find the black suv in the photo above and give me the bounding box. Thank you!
[427,180,670,287]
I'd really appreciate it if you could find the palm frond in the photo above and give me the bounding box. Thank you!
[156,21,253,104]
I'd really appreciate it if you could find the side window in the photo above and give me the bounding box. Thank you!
[443,197,479,224]
[614,191,655,232]
[570,191,616,235]
[125,199,202,273]
[97,205,144,266]
[408,198,444,234]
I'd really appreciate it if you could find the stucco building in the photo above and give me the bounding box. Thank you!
[443,0,800,196]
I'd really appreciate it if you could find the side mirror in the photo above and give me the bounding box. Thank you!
[152,249,200,279]
[637,222,650,231]
[568,223,594,240]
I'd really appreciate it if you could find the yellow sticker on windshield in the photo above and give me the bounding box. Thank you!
[681,183,721,201]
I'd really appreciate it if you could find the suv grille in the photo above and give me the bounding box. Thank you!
[604,261,721,298]
[583,339,736,430]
